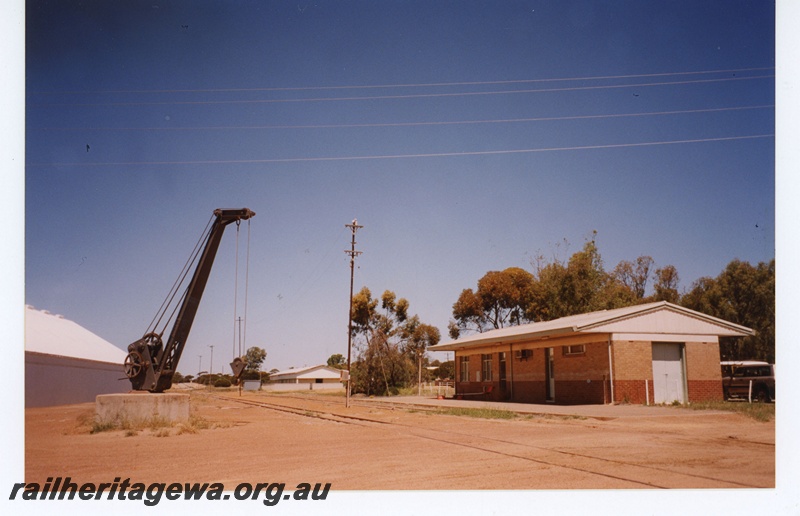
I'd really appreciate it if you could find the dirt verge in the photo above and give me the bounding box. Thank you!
[25,390,774,490]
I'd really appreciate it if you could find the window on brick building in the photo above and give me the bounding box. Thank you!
[563,344,586,356]
[459,355,469,382]
[481,354,493,382]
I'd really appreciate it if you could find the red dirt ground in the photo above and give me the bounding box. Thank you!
[25,390,774,491]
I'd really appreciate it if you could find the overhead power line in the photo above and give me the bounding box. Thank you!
[31,105,774,132]
[29,75,774,107]
[28,134,774,168]
[29,66,774,95]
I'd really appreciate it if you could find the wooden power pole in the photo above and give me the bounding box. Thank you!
[344,219,363,408]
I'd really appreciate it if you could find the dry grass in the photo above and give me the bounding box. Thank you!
[429,407,519,420]
[84,412,219,437]
[677,400,775,422]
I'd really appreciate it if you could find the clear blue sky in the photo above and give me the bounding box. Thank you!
[22,0,776,375]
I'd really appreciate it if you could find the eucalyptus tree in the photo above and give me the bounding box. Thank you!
[682,259,774,362]
[448,267,535,339]
[349,287,439,396]
[528,238,634,321]
[243,346,266,373]
[652,265,681,303]
[612,255,654,299]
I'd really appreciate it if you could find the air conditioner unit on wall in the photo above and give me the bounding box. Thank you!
[515,349,532,360]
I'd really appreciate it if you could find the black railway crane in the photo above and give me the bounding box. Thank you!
[123,208,255,393]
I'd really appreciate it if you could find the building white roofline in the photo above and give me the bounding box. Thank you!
[430,301,754,352]
[25,305,127,364]
[269,364,343,380]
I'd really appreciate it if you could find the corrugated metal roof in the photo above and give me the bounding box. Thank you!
[430,301,754,351]
[25,305,127,364]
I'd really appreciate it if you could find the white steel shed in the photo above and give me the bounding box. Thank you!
[25,305,129,407]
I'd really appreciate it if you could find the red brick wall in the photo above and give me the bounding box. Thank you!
[456,342,612,405]
[506,347,546,402]
[510,347,544,382]
[554,380,607,405]
[557,342,609,379]
[611,341,652,381]
[684,341,723,402]
[685,341,723,380]
[510,381,547,404]
[613,379,652,405]
[609,341,651,404]
[687,380,723,402]
[550,342,610,404]
[455,339,723,405]
[455,353,502,401]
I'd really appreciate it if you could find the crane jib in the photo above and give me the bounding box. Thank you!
[124,208,255,392]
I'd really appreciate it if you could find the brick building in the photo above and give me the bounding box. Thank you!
[429,301,753,405]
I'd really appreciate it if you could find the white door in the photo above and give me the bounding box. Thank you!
[651,343,685,404]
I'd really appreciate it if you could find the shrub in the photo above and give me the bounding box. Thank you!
[90,421,117,434]
[214,377,232,388]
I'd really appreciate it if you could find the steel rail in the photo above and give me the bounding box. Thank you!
[209,393,761,489]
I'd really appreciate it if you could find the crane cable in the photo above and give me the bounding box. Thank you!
[147,215,215,337]
[232,218,253,360]
[243,218,252,358]
[232,221,240,360]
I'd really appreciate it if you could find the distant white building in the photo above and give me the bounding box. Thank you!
[267,365,344,391]
[25,305,129,407]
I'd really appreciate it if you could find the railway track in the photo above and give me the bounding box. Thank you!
[210,392,764,489]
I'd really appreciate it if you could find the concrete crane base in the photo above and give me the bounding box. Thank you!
[95,393,190,427]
